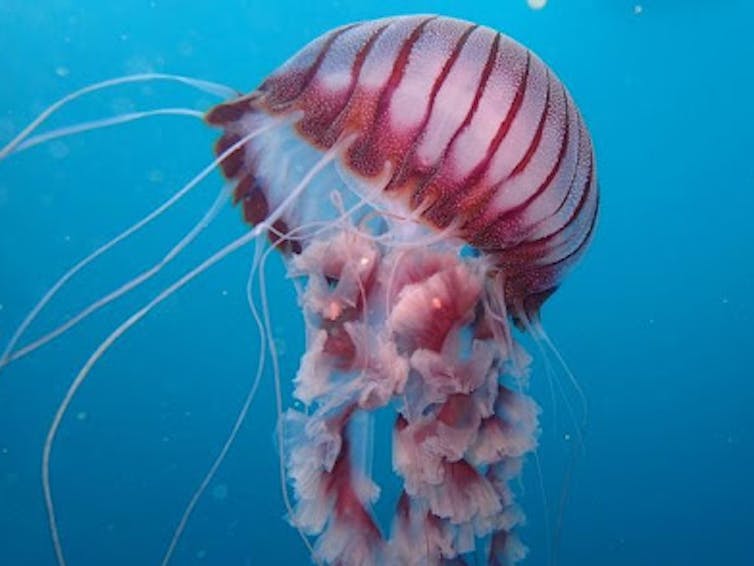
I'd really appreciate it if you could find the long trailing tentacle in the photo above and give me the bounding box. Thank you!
[42,227,262,566]
[42,143,341,566]
[10,108,205,155]
[518,311,588,566]
[161,207,362,564]
[529,316,589,432]
[257,238,319,563]
[0,123,278,371]
[160,238,268,566]
[0,73,238,160]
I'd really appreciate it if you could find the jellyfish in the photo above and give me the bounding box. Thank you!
[0,14,597,566]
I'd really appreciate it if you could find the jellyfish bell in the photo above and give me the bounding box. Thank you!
[0,14,596,566]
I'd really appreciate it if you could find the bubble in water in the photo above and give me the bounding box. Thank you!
[634,4,644,15]
[147,169,165,183]
[527,0,547,9]
[178,41,194,57]
[48,141,70,160]
[111,97,136,115]
[212,483,229,501]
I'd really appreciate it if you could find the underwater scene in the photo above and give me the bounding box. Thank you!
[0,1,752,565]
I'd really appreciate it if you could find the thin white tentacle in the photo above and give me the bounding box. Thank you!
[42,143,340,566]
[42,226,265,566]
[12,108,205,155]
[1,123,278,370]
[0,73,238,160]
[160,239,268,566]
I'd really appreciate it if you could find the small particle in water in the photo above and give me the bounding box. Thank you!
[55,66,70,78]
[196,549,207,560]
[1,447,8,455]
[48,140,70,160]
[76,411,87,421]
[161,435,171,443]
[221,289,229,297]
[273,336,287,357]
[527,0,547,9]
[212,483,229,501]
[64,235,71,243]
[0,304,4,312]
[634,5,643,15]
[563,433,571,441]
[721,297,729,305]
[178,41,194,57]
[147,169,165,183]
[111,97,136,115]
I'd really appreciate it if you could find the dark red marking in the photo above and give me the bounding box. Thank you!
[205,96,254,126]
[503,149,595,263]
[384,23,478,193]
[396,490,410,519]
[472,80,571,247]
[446,459,483,488]
[324,426,382,542]
[239,178,270,225]
[507,72,553,178]
[393,266,480,353]
[214,132,245,178]
[422,50,533,228]
[303,23,391,148]
[346,17,436,177]
[269,218,302,254]
[408,32,501,207]
[437,394,475,428]
[323,321,357,368]
[261,24,359,111]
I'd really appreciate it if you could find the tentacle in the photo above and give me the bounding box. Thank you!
[1,123,276,370]
[42,227,263,566]
[160,238,268,566]
[11,108,204,155]
[0,73,238,159]
[529,316,588,432]
[258,240,319,562]
[42,143,341,566]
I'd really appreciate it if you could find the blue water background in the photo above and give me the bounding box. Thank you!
[1,1,752,564]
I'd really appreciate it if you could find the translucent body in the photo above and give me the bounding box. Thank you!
[202,14,598,566]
